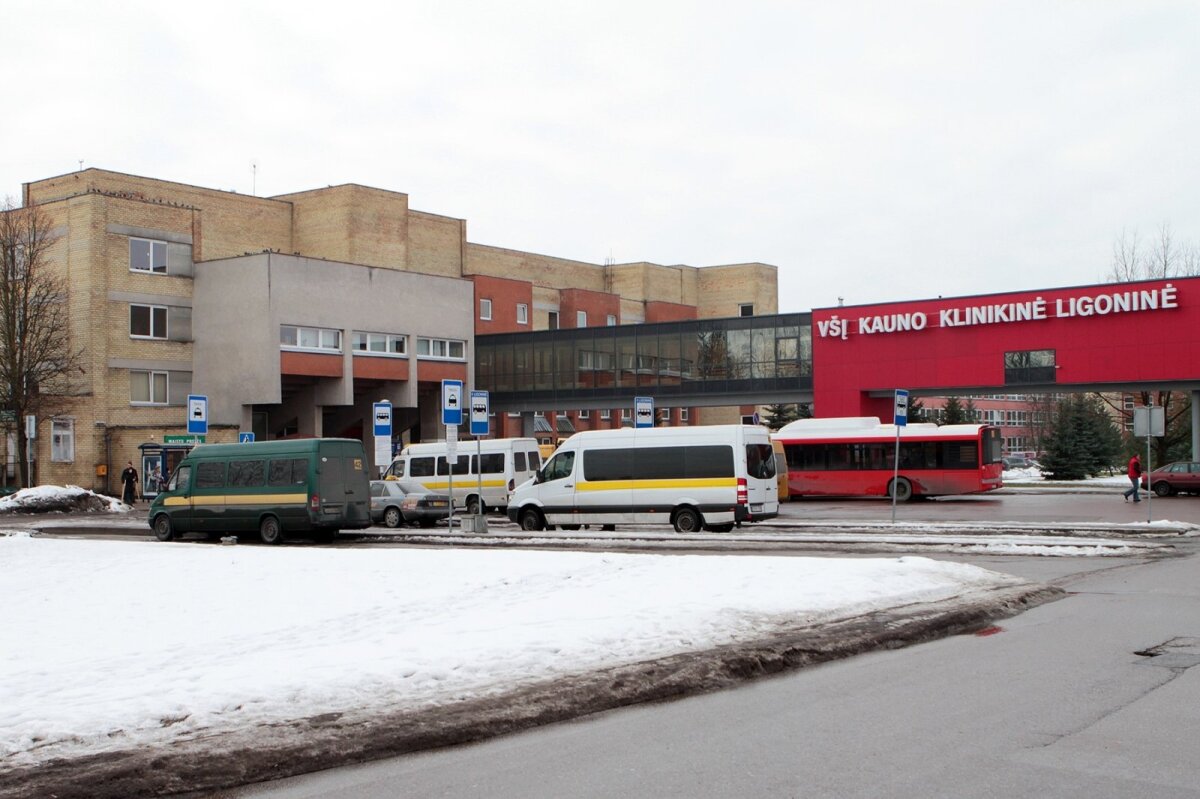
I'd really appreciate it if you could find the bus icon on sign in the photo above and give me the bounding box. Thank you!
[375,408,390,423]
[636,407,652,421]
[473,400,487,416]
[447,394,458,408]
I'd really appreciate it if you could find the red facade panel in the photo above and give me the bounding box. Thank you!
[471,275,534,334]
[352,356,409,381]
[645,301,698,323]
[560,288,620,328]
[280,351,342,377]
[813,277,1198,417]
[417,359,468,384]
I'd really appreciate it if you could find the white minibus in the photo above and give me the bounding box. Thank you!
[506,425,779,532]
[385,437,542,514]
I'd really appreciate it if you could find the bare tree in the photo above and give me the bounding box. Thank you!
[1110,227,1142,282]
[0,201,85,486]
[1101,222,1196,465]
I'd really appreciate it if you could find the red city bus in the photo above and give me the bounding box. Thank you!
[772,417,1004,500]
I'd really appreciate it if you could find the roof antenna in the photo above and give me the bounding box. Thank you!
[251,160,258,196]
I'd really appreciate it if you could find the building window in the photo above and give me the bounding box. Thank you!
[621,408,632,421]
[739,303,754,317]
[130,304,168,339]
[480,298,492,321]
[517,304,528,325]
[129,238,168,274]
[607,314,617,326]
[577,311,587,328]
[130,370,169,405]
[600,408,611,420]
[1004,349,1056,385]
[547,311,559,329]
[680,408,689,422]
[578,409,590,419]
[351,331,406,356]
[416,337,466,360]
[280,325,342,352]
[51,418,74,462]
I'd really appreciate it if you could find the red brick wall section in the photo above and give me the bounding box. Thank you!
[471,275,534,334]
[645,301,698,323]
[280,351,342,377]
[417,360,468,384]
[560,288,621,328]
[352,356,409,381]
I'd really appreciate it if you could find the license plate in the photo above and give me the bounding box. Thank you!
[751,504,763,513]
[431,501,447,508]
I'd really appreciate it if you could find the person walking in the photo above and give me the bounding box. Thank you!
[1123,453,1142,503]
[120,461,140,505]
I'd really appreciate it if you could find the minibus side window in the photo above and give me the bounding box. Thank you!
[229,459,266,487]
[195,462,226,489]
[514,452,527,472]
[745,444,776,479]
[169,465,191,493]
[543,451,575,482]
[476,453,504,473]
[268,458,308,486]
[410,457,435,477]
[528,451,541,469]
[437,455,469,475]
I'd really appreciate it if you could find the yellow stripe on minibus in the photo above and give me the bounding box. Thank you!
[575,478,737,491]
[421,479,508,490]
[160,493,307,507]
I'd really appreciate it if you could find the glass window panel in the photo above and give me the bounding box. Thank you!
[448,340,464,359]
[129,239,151,271]
[151,241,168,273]
[130,305,151,336]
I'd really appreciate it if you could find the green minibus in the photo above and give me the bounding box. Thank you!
[148,438,371,544]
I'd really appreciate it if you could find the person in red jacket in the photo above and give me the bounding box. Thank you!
[1123,453,1142,503]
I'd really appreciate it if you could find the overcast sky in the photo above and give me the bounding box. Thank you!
[2,1,1196,312]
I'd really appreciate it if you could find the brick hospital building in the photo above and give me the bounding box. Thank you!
[12,169,776,492]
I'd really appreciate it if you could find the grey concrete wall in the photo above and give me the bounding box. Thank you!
[193,252,475,427]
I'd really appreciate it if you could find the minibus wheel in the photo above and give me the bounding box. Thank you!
[259,515,284,545]
[672,507,702,533]
[466,495,486,515]
[888,477,913,502]
[519,507,546,531]
[152,514,174,542]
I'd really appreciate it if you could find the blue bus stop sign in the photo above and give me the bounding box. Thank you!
[894,389,909,427]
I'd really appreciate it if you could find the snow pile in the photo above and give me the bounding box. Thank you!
[0,485,130,514]
[0,534,1030,769]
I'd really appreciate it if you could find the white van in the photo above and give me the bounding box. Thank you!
[384,437,542,514]
[506,425,779,532]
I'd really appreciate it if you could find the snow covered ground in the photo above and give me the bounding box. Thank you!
[1,531,1037,773]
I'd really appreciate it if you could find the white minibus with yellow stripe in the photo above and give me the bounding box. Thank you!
[506,425,779,532]
[384,437,541,514]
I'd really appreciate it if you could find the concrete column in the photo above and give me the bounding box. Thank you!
[1192,389,1200,461]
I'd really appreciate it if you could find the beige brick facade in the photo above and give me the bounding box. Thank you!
[12,168,777,494]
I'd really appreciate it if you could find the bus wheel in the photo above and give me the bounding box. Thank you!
[152,514,174,542]
[519,508,545,531]
[259,515,284,545]
[384,507,402,528]
[673,507,702,533]
[888,477,913,502]
[466,496,486,515]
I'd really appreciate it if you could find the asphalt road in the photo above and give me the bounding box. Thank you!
[217,538,1200,799]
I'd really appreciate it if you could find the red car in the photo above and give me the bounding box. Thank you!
[1140,462,1200,496]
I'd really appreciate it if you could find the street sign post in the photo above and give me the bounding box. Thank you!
[1134,405,1166,523]
[442,380,463,426]
[891,389,909,523]
[373,401,393,475]
[634,396,654,429]
[186,395,208,437]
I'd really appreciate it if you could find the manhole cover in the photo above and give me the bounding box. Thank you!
[1134,637,1200,669]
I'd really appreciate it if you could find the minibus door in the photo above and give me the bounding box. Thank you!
[166,464,195,532]
[537,450,577,526]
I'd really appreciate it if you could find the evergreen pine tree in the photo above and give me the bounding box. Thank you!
[941,396,967,425]
[762,403,801,431]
